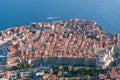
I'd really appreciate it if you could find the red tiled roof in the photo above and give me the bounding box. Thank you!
[110,72,119,79]
[98,74,107,79]
[8,45,18,53]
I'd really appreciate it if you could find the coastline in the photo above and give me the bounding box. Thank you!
[0,18,118,34]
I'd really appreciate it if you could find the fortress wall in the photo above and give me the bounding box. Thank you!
[31,57,96,66]
[47,57,58,64]
[88,58,96,66]
[76,58,85,65]
[31,58,43,66]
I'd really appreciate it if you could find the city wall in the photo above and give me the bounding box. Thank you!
[32,57,96,66]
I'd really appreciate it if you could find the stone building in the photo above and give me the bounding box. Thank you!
[96,48,114,69]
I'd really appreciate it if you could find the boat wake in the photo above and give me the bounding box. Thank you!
[47,17,60,20]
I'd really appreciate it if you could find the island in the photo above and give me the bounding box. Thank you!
[0,18,120,80]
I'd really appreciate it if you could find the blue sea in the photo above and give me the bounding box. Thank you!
[0,0,120,33]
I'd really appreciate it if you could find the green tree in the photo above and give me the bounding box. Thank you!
[28,64,33,68]
[23,63,27,68]
[9,78,12,80]
[52,64,57,68]
[53,69,58,75]
[63,66,68,72]
[93,67,102,75]
[17,72,21,78]
[26,77,32,80]
[84,66,90,73]
[106,66,112,71]
[37,70,40,72]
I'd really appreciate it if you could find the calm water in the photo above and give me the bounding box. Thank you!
[0,0,120,33]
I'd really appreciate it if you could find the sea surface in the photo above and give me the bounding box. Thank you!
[0,0,120,33]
